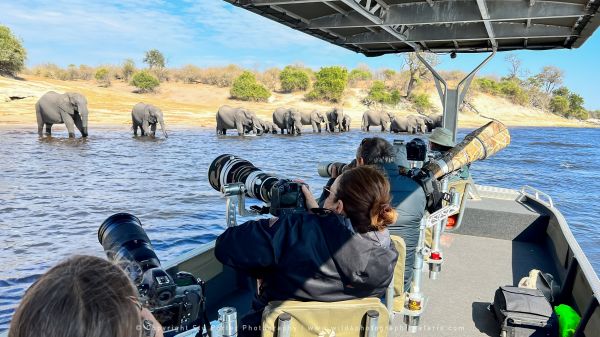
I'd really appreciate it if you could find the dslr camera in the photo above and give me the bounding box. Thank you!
[98,213,207,336]
[209,154,307,216]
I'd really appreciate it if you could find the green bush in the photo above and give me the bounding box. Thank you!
[306,66,348,102]
[550,96,569,115]
[349,68,372,82]
[279,66,310,92]
[498,80,529,105]
[476,78,529,105]
[367,81,401,105]
[230,71,270,102]
[0,25,27,76]
[475,78,501,95]
[131,70,160,92]
[95,67,110,87]
[410,93,433,113]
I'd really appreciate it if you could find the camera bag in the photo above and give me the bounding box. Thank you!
[491,286,558,337]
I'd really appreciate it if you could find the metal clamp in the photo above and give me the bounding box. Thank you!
[519,185,554,208]
[222,183,259,227]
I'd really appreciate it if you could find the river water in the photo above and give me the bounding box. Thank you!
[0,126,598,331]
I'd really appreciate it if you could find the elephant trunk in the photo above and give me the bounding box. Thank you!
[80,105,89,137]
[160,119,168,138]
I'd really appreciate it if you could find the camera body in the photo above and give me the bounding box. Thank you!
[137,269,203,335]
[406,138,428,162]
[269,179,307,216]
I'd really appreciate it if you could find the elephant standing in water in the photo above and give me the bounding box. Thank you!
[325,107,343,132]
[273,107,302,135]
[390,116,421,134]
[341,114,351,132]
[261,120,278,134]
[132,103,168,138]
[35,91,89,138]
[429,113,443,129]
[216,105,260,136]
[300,110,325,132]
[361,110,393,132]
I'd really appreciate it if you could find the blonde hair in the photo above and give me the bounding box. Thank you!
[9,255,141,337]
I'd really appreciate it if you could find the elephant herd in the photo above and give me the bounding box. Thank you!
[362,110,443,134]
[216,105,351,136]
[35,91,167,138]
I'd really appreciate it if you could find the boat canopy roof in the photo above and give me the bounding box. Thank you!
[226,0,600,56]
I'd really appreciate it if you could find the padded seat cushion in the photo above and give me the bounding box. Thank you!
[261,298,389,337]
[390,235,406,312]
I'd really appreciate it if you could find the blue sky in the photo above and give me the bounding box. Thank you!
[2,0,599,110]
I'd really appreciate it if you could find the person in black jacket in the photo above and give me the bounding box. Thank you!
[214,166,399,337]
[320,137,426,291]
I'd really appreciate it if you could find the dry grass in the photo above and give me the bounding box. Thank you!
[0,74,594,130]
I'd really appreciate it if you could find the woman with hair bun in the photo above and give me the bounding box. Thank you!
[215,165,398,337]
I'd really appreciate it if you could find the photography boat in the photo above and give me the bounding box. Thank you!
[164,1,599,336]
[4,1,599,337]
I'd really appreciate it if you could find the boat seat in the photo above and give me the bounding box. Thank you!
[261,298,389,337]
[260,235,406,337]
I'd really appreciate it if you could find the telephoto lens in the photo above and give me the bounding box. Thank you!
[208,154,280,203]
[98,213,161,271]
[317,162,348,178]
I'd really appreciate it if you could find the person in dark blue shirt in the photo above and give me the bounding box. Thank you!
[320,137,427,290]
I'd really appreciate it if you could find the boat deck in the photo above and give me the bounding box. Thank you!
[407,233,557,337]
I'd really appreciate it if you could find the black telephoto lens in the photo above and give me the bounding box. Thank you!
[98,213,161,272]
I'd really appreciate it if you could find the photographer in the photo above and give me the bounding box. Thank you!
[214,166,399,337]
[9,255,163,337]
[320,137,426,290]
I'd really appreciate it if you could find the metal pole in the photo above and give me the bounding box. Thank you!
[406,217,427,333]
[365,310,380,337]
[277,313,292,337]
[218,307,237,337]
[416,49,496,143]
[429,177,448,279]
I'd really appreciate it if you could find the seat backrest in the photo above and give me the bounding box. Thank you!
[261,298,389,337]
[389,235,407,312]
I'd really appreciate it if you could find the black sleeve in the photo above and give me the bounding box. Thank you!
[317,177,337,208]
[214,219,278,274]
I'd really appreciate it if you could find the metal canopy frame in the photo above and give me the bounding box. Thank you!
[417,49,496,141]
[232,0,600,55]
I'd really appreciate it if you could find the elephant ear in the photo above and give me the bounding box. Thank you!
[59,94,74,114]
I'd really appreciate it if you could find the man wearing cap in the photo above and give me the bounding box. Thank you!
[318,137,426,291]
[428,127,470,181]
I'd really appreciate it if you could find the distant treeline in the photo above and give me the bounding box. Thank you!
[1,23,595,120]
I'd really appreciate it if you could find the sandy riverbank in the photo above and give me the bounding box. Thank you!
[1,75,595,129]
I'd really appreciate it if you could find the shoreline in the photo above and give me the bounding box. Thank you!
[1,75,597,130]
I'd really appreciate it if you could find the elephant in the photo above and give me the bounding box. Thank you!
[216,105,260,136]
[416,114,435,132]
[325,107,343,132]
[341,114,351,132]
[273,107,302,135]
[35,91,89,138]
[407,115,428,133]
[131,103,168,138]
[361,110,393,132]
[428,113,443,129]
[262,120,279,134]
[390,116,421,134]
[300,110,325,132]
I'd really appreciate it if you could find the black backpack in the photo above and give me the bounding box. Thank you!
[491,286,558,337]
